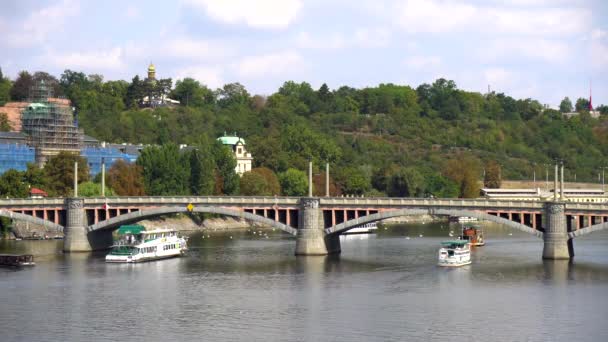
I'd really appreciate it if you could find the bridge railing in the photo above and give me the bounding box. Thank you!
[82,196,301,206]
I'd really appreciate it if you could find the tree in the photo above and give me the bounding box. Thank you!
[78,181,115,197]
[171,78,214,107]
[0,67,11,106]
[239,171,269,196]
[137,144,189,196]
[43,152,90,197]
[313,173,341,196]
[559,97,573,113]
[0,113,11,131]
[239,167,280,196]
[337,167,371,195]
[575,97,590,112]
[107,159,146,196]
[216,83,250,108]
[387,167,425,197]
[483,160,502,188]
[10,71,33,101]
[189,147,215,195]
[279,168,308,196]
[0,169,29,198]
[443,155,481,198]
[212,142,239,195]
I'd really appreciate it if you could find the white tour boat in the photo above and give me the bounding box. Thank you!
[105,225,188,263]
[344,222,378,235]
[437,240,471,267]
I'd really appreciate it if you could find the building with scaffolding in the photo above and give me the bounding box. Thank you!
[20,80,83,167]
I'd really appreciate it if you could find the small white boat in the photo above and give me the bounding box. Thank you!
[105,225,187,263]
[344,222,378,235]
[437,240,471,267]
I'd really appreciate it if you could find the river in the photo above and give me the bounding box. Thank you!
[1,222,608,342]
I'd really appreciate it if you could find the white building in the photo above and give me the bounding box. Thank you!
[217,133,253,175]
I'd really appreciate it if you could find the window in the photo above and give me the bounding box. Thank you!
[237,147,242,154]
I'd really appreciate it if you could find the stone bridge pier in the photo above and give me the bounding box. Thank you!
[295,198,340,256]
[63,198,112,252]
[543,202,573,260]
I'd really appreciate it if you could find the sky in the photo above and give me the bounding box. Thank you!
[1,0,607,108]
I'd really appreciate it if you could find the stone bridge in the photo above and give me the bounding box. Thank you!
[1,196,608,259]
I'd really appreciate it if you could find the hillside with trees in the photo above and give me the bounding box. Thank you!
[2,68,608,198]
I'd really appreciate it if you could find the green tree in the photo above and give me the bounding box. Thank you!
[171,78,214,107]
[0,67,11,106]
[0,113,11,131]
[279,168,308,196]
[43,152,90,197]
[0,169,29,198]
[559,97,573,113]
[78,181,115,197]
[189,146,215,195]
[212,142,239,195]
[137,144,190,195]
[337,167,370,195]
[575,97,590,112]
[387,167,425,197]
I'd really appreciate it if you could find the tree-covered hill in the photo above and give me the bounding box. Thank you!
[2,69,608,197]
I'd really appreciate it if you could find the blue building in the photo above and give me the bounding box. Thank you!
[0,132,139,176]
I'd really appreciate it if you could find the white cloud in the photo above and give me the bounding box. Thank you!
[296,27,390,50]
[184,0,302,29]
[5,0,80,47]
[481,38,570,63]
[396,0,477,33]
[591,29,608,69]
[125,5,140,19]
[354,27,391,48]
[43,47,126,71]
[234,51,305,78]
[395,0,590,36]
[174,66,224,88]
[592,28,607,40]
[484,67,515,86]
[403,55,441,69]
[164,38,235,60]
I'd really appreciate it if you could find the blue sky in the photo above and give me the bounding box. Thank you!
[1,0,607,108]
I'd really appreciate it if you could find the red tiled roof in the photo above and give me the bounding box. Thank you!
[30,188,48,196]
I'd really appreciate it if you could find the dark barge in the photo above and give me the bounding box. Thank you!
[0,254,35,267]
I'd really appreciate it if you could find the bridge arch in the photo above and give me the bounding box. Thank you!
[326,208,543,238]
[0,209,63,231]
[87,206,297,235]
[569,221,608,238]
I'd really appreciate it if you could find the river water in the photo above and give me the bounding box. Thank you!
[2,222,608,342]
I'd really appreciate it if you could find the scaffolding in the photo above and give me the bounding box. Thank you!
[21,80,83,166]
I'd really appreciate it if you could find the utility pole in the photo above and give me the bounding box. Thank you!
[602,166,606,191]
[326,162,329,197]
[554,163,558,201]
[533,162,536,188]
[560,161,565,201]
[545,164,549,192]
[74,161,78,197]
[308,161,313,197]
[101,157,106,197]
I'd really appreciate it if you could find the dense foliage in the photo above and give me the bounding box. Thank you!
[2,67,608,198]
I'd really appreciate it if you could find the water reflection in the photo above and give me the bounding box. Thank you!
[2,223,608,341]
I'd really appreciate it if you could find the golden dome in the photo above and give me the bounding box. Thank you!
[148,63,155,72]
